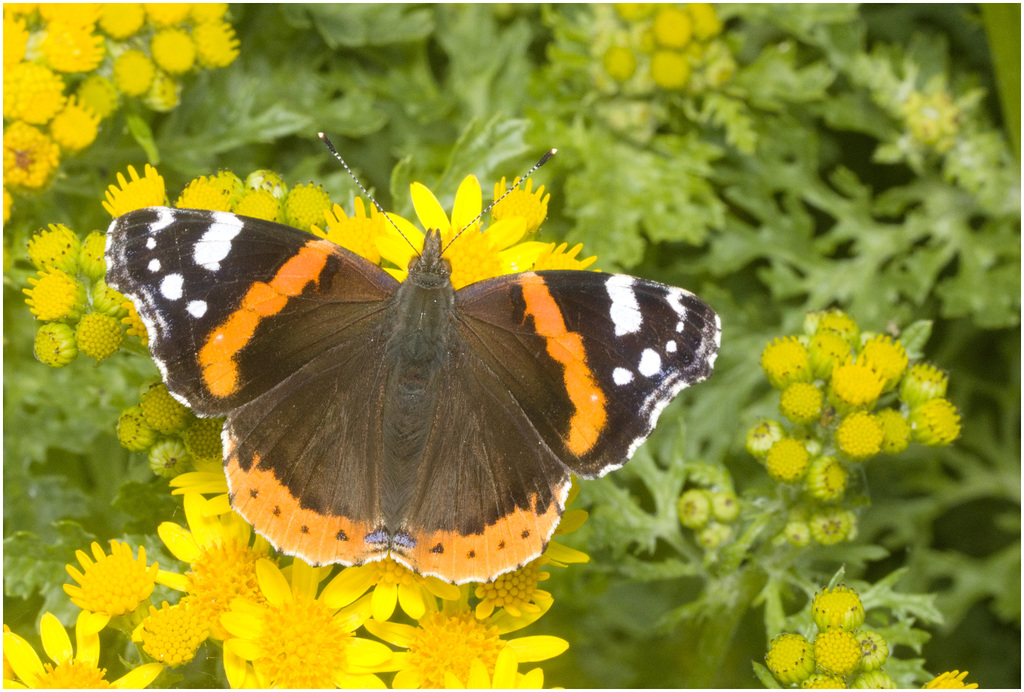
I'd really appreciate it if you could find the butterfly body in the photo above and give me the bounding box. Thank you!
[106,206,720,583]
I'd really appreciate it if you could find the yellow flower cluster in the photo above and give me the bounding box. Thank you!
[749,310,962,547]
[2,3,240,221]
[595,3,735,95]
[22,221,131,366]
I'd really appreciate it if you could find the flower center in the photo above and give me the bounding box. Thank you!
[34,660,110,689]
[69,543,157,616]
[257,596,352,688]
[187,539,267,639]
[445,230,504,288]
[407,611,504,688]
[139,600,208,667]
[477,562,540,611]
[372,557,417,587]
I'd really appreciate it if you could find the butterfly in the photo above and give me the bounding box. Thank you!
[105,164,720,584]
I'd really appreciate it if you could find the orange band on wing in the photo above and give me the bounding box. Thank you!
[398,492,563,583]
[199,240,335,398]
[225,451,376,566]
[519,273,607,455]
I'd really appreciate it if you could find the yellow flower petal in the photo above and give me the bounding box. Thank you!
[391,667,421,689]
[76,611,110,638]
[289,558,325,600]
[543,541,590,564]
[182,492,223,548]
[222,647,249,689]
[2,631,45,684]
[220,611,264,641]
[157,521,200,563]
[224,636,265,661]
[485,216,528,250]
[345,638,394,668]
[410,182,451,233]
[451,175,482,232]
[39,613,72,665]
[74,612,105,665]
[489,596,553,634]
[362,619,416,648]
[466,658,490,688]
[505,635,569,663]
[111,661,164,689]
[493,646,518,687]
[255,559,292,606]
[155,570,191,592]
[372,580,399,621]
[398,582,426,621]
[204,494,233,515]
[320,564,375,609]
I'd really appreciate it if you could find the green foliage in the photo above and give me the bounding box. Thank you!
[4,4,1018,689]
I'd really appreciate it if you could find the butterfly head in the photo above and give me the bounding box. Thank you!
[406,230,452,287]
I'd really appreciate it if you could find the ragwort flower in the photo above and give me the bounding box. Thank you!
[365,598,568,689]
[64,540,178,618]
[103,164,166,216]
[4,121,61,190]
[3,611,164,689]
[157,492,272,641]
[320,557,462,623]
[221,558,394,688]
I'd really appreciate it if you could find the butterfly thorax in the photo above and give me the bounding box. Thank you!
[379,230,457,524]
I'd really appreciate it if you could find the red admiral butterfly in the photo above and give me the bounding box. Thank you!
[106,157,720,584]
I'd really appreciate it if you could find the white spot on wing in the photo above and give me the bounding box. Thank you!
[613,367,634,386]
[146,237,157,250]
[194,219,243,271]
[606,275,642,336]
[148,207,175,234]
[160,273,184,300]
[638,348,661,377]
[148,258,161,273]
[666,340,677,353]
[187,300,207,318]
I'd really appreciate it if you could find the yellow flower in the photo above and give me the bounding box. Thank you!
[113,49,156,97]
[312,198,386,264]
[650,50,691,89]
[876,408,911,454]
[41,21,105,73]
[27,222,80,272]
[64,540,177,617]
[779,381,824,425]
[652,6,692,49]
[75,73,119,119]
[924,670,978,689]
[38,4,102,26]
[829,356,885,411]
[805,455,848,502]
[75,311,124,360]
[808,328,850,379]
[365,599,568,689]
[3,611,164,689]
[615,4,657,22]
[23,266,83,321]
[815,309,859,344]
[3,121,61,190]
[688,3,723,40]
[191,3,229,23]
[761,336,811,390]
[34,321,78,367]
[98,3,145,39]
[117,405,158,452]
[182,417,224,463]
[492,176,550,234]
[530,241,597,271]
[176,175,232,211]
[764,437,810,482]
[900,362,948,408]
[474,559,553,619]
[765,632,815,686]
[49,97,100,152]
[814,627,862,676]
[221,558,394,688]
[4,61,67,124]
[908,398,961,446]
[103,163,166,216]
[284,181,333,230]
[193,20,240,68]
[4,16,29,70]
[233,187,282,222]
[834,410,884,461]
[320,557,462,622]
[151,27,196,74]
[859,334,908,391]
[812,585,865,631]
[122,299,149,344]
[143,2,191,27]
[603,45,637,82]
[809,507,856,545]
[377,175,530,288]
[132,600,208,667]
[143,69,180,112]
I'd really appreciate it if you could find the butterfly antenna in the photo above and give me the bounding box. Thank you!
[441,148,557,254]
[318,132,416,251]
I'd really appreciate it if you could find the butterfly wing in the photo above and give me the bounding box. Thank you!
[394,269,719,581]
[105,207,399,415]
[107,207,401,565]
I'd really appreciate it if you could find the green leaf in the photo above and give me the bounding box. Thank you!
[4,522,96,622]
